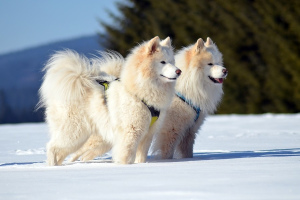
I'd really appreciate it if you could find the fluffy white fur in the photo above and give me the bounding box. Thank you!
[69,37,179,163]
[151,37,228,159]
[39,36,180,165]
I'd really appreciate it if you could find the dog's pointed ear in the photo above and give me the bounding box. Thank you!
[147,36,160,55]
[205,37,214,46]
[160,37,172,48]
[195,38,205,53]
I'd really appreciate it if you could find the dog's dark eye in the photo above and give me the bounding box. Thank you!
[208,63,213,66]
[161,61,166,64]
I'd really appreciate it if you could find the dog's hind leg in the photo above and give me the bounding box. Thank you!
[47,139,90,166]
[69,133,100,162]
[80,143,111,162]
[46,140,72,166]
[80,134,112,162]
[46,142,58,166]
[56,149,71,166]
[70,133,112,162]
[46,139,72,166]
[68,151,81,163]
[46,128,91,166]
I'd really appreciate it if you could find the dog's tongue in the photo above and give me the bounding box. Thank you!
[216,78,223,83]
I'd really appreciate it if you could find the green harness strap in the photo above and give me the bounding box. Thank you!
[102,82,109,91]
[150,117,158,126]
[97,80,160,126]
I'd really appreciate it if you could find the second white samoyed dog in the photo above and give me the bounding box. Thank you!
[38,36,181,165]
[151,37,228,159]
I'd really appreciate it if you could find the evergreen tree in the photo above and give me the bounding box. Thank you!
[99,0,300,114]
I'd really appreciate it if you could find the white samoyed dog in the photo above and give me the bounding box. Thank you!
[151,37,228,159]
[38,36,181,165]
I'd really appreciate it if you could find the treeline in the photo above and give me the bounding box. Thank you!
[99,0,300,113]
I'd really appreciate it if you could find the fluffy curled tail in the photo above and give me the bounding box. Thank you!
[37,50,125,109]
[38,50,101,109]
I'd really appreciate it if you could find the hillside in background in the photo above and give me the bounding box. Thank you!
[0,35,102,123]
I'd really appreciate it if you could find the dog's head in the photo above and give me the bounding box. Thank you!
[122,36,181,108]
[158,37,182,82]
[123,36,181,84]
[143,36,181,83]
[183,37,227,85]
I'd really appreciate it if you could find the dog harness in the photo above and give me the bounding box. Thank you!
[142,101,160,126]
[176,92,201,122]
[97,79,160,126]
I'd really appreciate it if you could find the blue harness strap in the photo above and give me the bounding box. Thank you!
[176,92,201,122]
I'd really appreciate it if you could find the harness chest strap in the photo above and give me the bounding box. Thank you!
[96,80,110,90]
[142,101,160,126]
[176,92,201,122]
[97,79,160,126]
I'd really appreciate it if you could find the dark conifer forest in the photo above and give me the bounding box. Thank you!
[100,0,300,114]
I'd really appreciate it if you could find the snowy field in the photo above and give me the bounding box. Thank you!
[0,114,299,200]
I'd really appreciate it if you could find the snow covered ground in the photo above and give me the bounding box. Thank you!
[0,114,299,200]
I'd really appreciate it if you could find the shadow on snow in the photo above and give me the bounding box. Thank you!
[1,148,299,167]
[150,148,300,163]
[0,161,44,167]
[194,148,300,160]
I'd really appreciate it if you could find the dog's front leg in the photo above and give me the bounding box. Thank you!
[135,114,165,163]
[112,125,144,164]
[175,130,196,158]
[176,112,206,158]
[135,131,153,163]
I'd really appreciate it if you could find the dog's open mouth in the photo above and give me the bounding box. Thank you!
[208,76,224,84]
[160,74,177,81]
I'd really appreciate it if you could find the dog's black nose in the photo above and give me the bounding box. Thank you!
[222,68,228,75]
[176,69,182,76]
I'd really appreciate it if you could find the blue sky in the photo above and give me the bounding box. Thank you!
[0,0,121,55]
